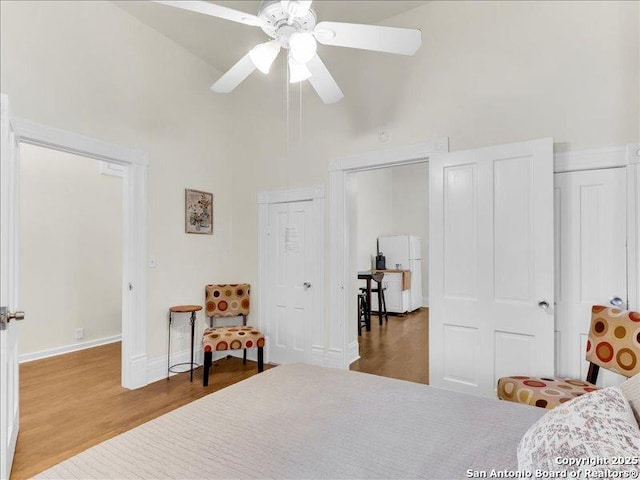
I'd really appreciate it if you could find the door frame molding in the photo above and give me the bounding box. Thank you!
[257,185,325,365]
[10,115,149,390]
[328,138,450,369]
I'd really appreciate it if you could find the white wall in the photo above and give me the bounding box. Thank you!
[391,163,429,304]
[355,163,430,304]
[354,168,394,271]
[18,144,122,357]
[0,0,243,369]
[228,1,639,353]
[2,1,638,368]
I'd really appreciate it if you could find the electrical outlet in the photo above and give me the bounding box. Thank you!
[75,328,84,339]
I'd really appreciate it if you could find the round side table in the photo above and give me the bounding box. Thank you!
[167,304,202,382]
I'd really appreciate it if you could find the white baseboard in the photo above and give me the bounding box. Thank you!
[311,345,325,366]
[311,345,347,369]
[146,347,263,385]
[19,334,122,364]
[422,296,429,307]
[147,346,203,384]
[345,340,359,367]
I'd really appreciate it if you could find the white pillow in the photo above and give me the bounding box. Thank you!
[518,387,640,475]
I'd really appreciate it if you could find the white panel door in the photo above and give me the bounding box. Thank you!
[267,200,314,365]
[554,168,627,387]
[0,94,20,480]
[430,138,554,397]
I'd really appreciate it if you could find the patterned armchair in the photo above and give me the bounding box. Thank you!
[201,284,265,386]
[497,305,640,409]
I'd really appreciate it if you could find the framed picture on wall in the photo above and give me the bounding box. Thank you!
[185,189,213,235]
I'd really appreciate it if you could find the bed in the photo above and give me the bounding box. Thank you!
[36,364,545,480]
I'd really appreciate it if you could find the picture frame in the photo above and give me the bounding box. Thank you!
[185,188,213,235]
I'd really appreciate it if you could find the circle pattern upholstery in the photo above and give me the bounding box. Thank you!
[586,306,640,377]
[497,376,598,409]
[202,326,265,352]
[496,305,640,410]
[205,283,250,318]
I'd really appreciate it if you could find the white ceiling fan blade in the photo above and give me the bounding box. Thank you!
[306,55,344,104]
[210,53,256,93]
[314,21,421,56]
[153,1,263,27]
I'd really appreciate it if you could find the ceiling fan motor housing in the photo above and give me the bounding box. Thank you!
[258,0,317,48]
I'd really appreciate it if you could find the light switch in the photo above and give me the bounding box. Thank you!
[148,255,156,268]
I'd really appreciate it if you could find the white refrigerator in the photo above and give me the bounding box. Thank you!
[378,235,423,312]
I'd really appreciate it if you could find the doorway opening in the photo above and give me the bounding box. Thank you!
[348,162,430,384]
[11,116,148,389]
[327,138,448,372]
[18,144,123,362]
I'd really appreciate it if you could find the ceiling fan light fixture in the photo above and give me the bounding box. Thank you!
[288,56,312,83]
[249,41,281,74]
[281,0,312,19]
[289,32,317,64]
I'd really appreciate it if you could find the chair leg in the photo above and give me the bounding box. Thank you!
[242,315,248,364]
[381,288,388,322]
[365,295,371,331]
[586,363,600,384]
[257,347,264,372]
[358,295,364,337]
[203,351,212,387]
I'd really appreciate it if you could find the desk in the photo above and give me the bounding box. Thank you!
[167,304,202,382]
[358,271,385,325]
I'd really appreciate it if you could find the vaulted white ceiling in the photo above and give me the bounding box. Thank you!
[114,1,428,74]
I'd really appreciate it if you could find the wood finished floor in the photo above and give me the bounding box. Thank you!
[11,309,428,479]
[11,344,273,480]
[350,307,429,384]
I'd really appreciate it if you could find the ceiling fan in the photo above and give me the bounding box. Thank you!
[154,0,422,103]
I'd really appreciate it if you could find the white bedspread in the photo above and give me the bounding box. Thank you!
[36,364,544,479]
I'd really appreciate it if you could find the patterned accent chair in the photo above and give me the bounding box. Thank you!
[497,305,640,409]
[202,284,265,386]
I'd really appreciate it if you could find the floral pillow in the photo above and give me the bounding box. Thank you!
[517,387,640,475]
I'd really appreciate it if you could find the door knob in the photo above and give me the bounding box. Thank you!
[0,306,25,330]
[303,282,312,290]
[537,300,550,311]
[609,296,624,307]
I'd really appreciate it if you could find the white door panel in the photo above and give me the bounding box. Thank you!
[430,138,554,397]
[554,168,627,387]
[1,94,20,480]
[267,200,314,365]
